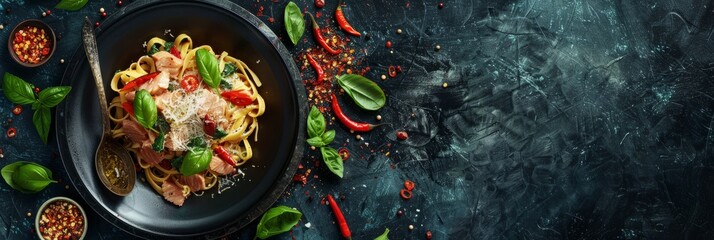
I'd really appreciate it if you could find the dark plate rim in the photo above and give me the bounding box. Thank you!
[55,0,306,238]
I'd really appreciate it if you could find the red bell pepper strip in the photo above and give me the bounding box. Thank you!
[213,146,237,166]
[221,90,253,106]
[120,72,161,92]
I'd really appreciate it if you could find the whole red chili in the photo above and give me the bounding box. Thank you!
[326,194,351,239]
[120,72,160,92]
[338,148,350,160]
[315,0,325,8]
[388,66,397,78]
[335,0,361,37]
[6,127,16,138]
[307,54,324,84]
[330,93,377,132]
[400,189,412,200]
[213,146,237,166]
[307,12,342,55]
[404,180,415,191]
[11,105,22,115]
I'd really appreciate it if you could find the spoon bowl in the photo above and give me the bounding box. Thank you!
[82,17,136,196]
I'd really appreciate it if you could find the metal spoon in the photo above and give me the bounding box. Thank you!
[82,17,136,196]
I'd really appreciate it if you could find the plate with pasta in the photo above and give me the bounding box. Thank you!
[56,0,305,238]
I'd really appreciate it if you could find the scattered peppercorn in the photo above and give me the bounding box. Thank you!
[435,44,441,51]
[426,230,433,239]
[46,10,51,15]
[438,2,444,9]
[381,74,387,80]
[100,8,105,13]
[385,40,392,48]
[409,224,415,230]
[5,7,11,14]
[118,1,123,6]
[60,59,65,64]
[310,146,316,150]
[396,131,408,140]
[376,115,382,121]
[442,82,448,88]
[396,28,403,34]
[34,87,40,93]
[101,12,107,18]
[41,12,46,17]
[397,210,404,216]
[95,22,100,27]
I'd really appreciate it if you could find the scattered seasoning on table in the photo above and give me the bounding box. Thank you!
[310,146,316,151]
[292,174,307,185]
[38,200,85,240]
[26,212,31,217]
[409,224,415,230]
[268,17,275,23]
[435,44,441,51]
[400,188,412,199]
[385,40,392,48]
[338,148,350,160]
[95,21,100,28]
[315,0,325,8]
[442,82,448,88]
[404,180,415,191]
[388,66,397,78]
[380,74,387,80]
[426,230,433,239]
[12,105,22,115]
[396,28,403,34]
[41,12,46,17]
[326,194,352,239]
[60,59,65,64]
[34,87,40,93]
[396,131,408,140]
[0,147,4,158]
[46,10,51,15]
[101,12,108,18]
[0,24,4,30]
[12,26,52,64]
[6,127,16,138]
[117,0,123,6]
[438,2,445,9]
[397,209,404,217]
[376,115,382,121]
[99,7,105,13]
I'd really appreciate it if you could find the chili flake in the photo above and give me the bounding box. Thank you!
[38,200,85,240]
[400,189,412,199]
[12,26,52,64]
[404,180,415,191]
[338,148,350,160]
[12,105,22,115]
[396,131,408,140]
[6,127,16,138]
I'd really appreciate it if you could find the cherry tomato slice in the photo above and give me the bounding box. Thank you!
[181,75,199,93]
[220,90,253,106]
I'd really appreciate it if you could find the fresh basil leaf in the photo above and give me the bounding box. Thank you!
[187,137,207,148]
[171,156,184,170]
[213,128,228,139]
[152,132,165,152]
[38,86,71,108]
[374,228,390,240]
[12,163,56,193]
[2,72,36,105]
[307,106,325,138]
[180,147,212,176]
[321,147,343,178]
[164,41,174,51]
[336,74,386,110]
[133,89,157,129]
[255,205,302,239]
[284,1,305,45]
[221,63,237,78]
[33,107,51,144]
[219,79,233,90]
[306,136,326,147]
[148,44,160,55]
[321,130,335,145]
[1,162,26,191]
[54,0,88,11]
[196,49,221,89]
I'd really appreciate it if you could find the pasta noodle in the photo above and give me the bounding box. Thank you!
[109,34,264,206]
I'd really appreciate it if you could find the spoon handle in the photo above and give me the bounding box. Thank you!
[82,17,111,136]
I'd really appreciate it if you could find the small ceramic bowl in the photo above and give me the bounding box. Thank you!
[35,197,88,240]
[8,19,56,67]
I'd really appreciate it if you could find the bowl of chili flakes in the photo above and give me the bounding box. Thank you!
[8,19,56,67]
[35,196,88,240]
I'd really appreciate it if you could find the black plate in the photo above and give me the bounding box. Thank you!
[55,0,305,238]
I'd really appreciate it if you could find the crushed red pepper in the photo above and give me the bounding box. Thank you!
[12,26,51,64]
[12,105,22,115]
[38,200,85,240]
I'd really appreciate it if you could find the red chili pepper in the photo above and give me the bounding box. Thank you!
[335,0,361,37]
[330,93,377,132]
[326,194,351,239]
[404,180,415,191]
[202,115,216,136]
[400,189,412,200]
[180,75,199,93]
[121,102,134,116]
[120,72,160,92]
[315,0,325,8]
[221,90,253,106]
[338,148,350,160]
[214,146,237,166]
[307,12,342,55]
[169,46,181,59]
[307,54,324,84]
[6,127,16,138]
[388,66,397,78]
[11,105,22,115]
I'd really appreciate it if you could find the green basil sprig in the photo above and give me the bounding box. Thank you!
[1,73,71,143]
[336,74,386,110]
[133,89,158,130]
[179,147,212,176]
[54,0,88,11]
[255,205,302,239]
[196,49,221,89]
[374,228,390,240]
[1,161,56,193]
[284,1,305,45]
[305,106,344,178]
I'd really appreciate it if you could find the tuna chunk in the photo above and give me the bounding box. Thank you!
[122,119,147,144]
[152,51,182,79]
[137,146,163,166]
[162,180,186,207]
[209,156,235,176]
[178,174,206,193]
[139,71,170,95]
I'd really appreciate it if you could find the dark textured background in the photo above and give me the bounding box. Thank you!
[1,0,714,239]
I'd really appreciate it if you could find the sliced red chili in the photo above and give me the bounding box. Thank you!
[180,75,199,93]
[396,131,408,140]
[169,46,181,59]
[11,105,22,115]
[338,148,350,160]
[400,189,412,200]
[6,127,16,138]
[388,66,397,78]
[121,102,135,116]
[120,72,160,92]
[202,114,216,136]
[404,180,415,191]
[214,146,237,166]
[221,90,253,106]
